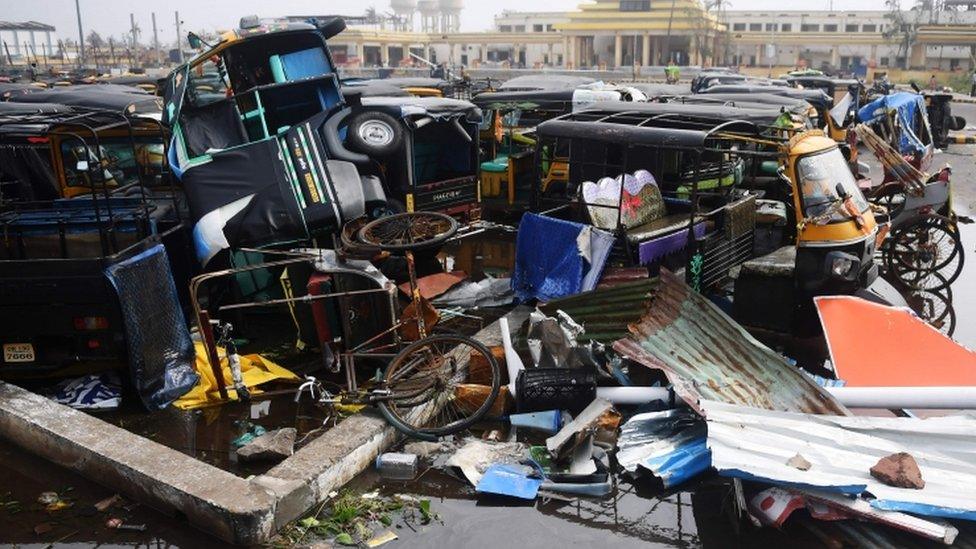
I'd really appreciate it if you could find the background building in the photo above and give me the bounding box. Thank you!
[724,9,976,73]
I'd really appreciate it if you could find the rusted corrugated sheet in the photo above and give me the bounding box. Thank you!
[612,269,848,415]
[540,278,657,344]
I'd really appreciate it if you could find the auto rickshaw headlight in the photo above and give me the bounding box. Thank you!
[825,251,860,281]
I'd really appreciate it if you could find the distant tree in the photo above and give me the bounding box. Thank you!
[86,31,105,50]
[883,0,923,69]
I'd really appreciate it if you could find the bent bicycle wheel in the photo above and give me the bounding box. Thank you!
[884,215,963,290]
[357,211,458,252]
[903,273,956,337]
[378,333,501,439]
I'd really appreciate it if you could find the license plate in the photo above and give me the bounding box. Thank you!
[3,343,35,363]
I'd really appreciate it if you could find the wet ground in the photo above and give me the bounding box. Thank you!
[1,105,975,547]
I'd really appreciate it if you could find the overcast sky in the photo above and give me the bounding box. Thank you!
[3,0,890,45]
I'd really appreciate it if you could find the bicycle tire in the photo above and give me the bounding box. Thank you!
[357,212,458,252]
[378,333,500,439]
[884,214,963,289]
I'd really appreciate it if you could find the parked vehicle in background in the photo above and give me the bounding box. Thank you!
[0,107,191,379]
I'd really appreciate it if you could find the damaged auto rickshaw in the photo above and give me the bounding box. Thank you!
[528,103,763,288]
[161,16,482,271]
[733,129,905,339]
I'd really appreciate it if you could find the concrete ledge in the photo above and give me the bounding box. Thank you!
[0,381,276,544]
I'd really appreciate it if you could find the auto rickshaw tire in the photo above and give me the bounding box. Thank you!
[346,111,404,157]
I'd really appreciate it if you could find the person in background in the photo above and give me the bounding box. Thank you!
[665,60,680,84]
[970,71,976,97]
[929,74,938,91]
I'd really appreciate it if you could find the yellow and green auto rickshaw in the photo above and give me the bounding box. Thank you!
[734,129,905,337]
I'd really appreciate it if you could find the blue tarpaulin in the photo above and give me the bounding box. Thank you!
[511,213,614,302]
[857,92,928,156]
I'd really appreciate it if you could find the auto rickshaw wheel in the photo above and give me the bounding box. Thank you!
[357,211,458,252]
[883,214,963,291]
[346,111,404,157]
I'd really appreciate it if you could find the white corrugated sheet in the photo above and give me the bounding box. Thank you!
[701,399,976,521]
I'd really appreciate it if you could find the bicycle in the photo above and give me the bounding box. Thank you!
[187,211,502,441]
[301,212,501,439]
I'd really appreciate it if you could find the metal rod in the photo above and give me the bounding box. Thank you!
[217,286,391,312]
[198,310,228,400]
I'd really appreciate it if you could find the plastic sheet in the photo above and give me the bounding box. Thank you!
[512,213,614,303]
[104,244,198,410]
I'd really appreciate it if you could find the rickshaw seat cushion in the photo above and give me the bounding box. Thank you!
[625,213,697,243]
[739,245,796,278]
[481,158,509,172]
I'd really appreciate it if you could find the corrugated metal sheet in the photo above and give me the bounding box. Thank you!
[702,399,976,522]
[802,516,976,549]
[616,408,708,488]
[613,269,848,415]
[540,278,657,344]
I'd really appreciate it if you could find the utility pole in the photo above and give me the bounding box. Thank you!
[75,0,85,67]
[151,12,160,66]
[129,13,139,68]
[175,11,184,63]
[664,0,676,64]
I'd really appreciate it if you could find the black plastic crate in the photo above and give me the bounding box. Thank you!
[515,368,596,415]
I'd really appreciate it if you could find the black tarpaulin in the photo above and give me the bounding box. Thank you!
[182,139,308,257]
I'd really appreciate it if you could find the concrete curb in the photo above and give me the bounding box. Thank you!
[949,134,976,144]
[0,381,277,544]
[0,307,528,544]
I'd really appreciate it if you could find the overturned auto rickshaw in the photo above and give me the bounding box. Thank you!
[161,16,482,269]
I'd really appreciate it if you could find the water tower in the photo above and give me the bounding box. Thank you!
[438,0,463,33]
[390,0,417,31]
[418,0,440,32]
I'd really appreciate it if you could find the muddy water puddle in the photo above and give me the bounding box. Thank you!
[342,468,704,548]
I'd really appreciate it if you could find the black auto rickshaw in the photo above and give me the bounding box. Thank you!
[0,106,192,384]
[527,103,765,290]
[473,80,651,210]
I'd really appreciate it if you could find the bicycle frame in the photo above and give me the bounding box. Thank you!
[189,248,401,400]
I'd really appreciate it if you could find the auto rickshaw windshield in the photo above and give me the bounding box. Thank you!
[797,147,868,222]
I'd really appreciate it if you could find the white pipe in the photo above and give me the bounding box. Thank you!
[596,386,671,405]
[498,317,524,396]
[827,386,976,409]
